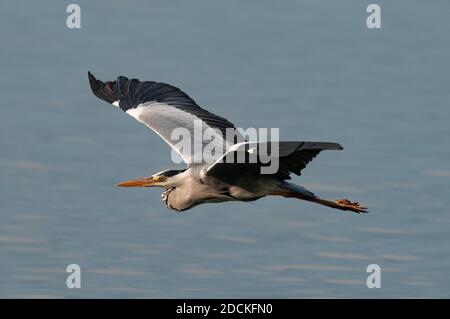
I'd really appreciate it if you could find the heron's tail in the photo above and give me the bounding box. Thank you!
[272,182,368,214]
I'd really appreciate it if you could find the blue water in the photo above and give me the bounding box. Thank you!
[1,0,450,298]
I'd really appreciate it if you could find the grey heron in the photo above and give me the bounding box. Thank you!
[88,72,367,214]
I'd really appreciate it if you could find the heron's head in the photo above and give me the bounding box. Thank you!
[116,169,183,188]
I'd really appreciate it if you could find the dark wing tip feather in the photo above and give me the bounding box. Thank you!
[88,71,123,105]
[87,71,98,93]
[300,142,344,151]
[87,72,200,112]
[275,141,344,178]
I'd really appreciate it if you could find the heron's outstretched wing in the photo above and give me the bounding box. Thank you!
[88,72,243,164]
[206,141,343,179]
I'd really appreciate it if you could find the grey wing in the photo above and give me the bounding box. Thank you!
[206,141,343,179]
[88,72,244,164]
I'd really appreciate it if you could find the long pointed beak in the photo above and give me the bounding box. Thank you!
[116,175,167,187]
[117,176,155,187]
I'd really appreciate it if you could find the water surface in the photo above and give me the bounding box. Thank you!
[1,0,449,298]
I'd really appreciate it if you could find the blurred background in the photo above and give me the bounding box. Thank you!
[1,0,449,298]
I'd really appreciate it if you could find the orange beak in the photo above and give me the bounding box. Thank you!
[117,175,166,187]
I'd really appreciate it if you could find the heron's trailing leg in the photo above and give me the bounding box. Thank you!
[271,189,368,214]
[333,199,368,213]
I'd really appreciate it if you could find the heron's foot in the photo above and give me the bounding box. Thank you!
[335,199,368,214]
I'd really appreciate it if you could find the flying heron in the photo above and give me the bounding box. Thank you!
[88,72,367,214]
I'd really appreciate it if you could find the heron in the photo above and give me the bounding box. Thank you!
[88,72,367,214]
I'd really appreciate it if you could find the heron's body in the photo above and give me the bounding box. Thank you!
[161,166,285,211]
[88,72,367,214]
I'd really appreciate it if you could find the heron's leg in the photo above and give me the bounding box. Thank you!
[271,190,368,214]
